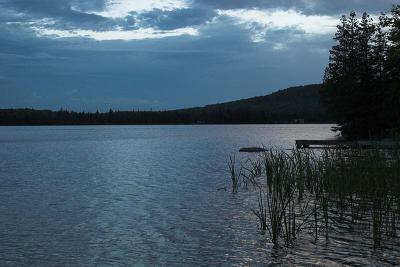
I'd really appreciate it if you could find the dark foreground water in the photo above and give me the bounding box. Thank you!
[0,125,398,266]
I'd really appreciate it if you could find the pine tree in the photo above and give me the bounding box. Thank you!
[385,5,400,133]
[321,12,361,137]
[373,16,388,81]
[356,12,375,83]
[353,12,377,136]
[321,8,400,138]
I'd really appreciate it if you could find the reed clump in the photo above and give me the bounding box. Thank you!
[228,147,400,248]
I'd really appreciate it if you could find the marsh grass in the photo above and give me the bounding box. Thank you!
[228,146,400,248]
[228,155,241,193]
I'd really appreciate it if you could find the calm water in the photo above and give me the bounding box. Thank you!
[0,124,396,266]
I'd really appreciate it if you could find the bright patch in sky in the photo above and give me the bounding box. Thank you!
[95,0,189,18]
[26,0,193,40]
[219,9,338,42]
[33,26,198,41]
[27,5,341,42]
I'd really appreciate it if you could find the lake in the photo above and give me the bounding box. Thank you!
[1,125,397,266]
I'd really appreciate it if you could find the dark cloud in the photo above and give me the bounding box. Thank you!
[193,0,300,10]
[0,0,395,33]
[0,0,120,30]
[193,0,396,15]
[134,8,217,30]
[303,0,396,15]
[0,1,217,32]
[0,0,107,15]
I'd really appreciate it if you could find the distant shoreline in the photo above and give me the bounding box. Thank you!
[0,123,335,126]
[0,84,333,126]
[0,107,333,126]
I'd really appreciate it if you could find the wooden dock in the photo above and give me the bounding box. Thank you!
[296,140,399,149]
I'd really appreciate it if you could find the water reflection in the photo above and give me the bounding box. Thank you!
[0,125,344,266]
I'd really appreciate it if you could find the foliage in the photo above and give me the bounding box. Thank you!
[321,6,400,138]
[229,147,400,249]
[0,85,331,125]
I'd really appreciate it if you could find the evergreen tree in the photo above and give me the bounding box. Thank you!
[373,16,388,81]
[321,12,362,137]
[385,5,400,133]
[357,12,376,83]
[354,12,378,137]
[321,8,399,138]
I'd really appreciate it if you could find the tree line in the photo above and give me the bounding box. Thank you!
[321,5,400,138]
[0,107,327,126]
[0,85,331,125]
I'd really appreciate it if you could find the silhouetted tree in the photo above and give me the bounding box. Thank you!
[321,7,400,138]
[322,12,362,137]
[385,6,400,134]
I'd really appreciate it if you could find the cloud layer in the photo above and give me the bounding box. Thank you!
[0,0,395,110]
[4,0,389,41]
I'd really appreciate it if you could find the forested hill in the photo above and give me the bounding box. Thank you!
[0,84,332,125]
[202,84,327,120]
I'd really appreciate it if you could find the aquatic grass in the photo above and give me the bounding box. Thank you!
[228,154,241,193]
[251,191,268,233]
[240,157,264,189]
[229,146,400,248]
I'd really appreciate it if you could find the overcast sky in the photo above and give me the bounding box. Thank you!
[0,0,397,111]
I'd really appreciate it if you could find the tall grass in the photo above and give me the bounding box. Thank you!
[228,155,240,193]
[228,147,400,248]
